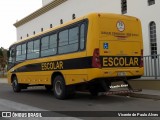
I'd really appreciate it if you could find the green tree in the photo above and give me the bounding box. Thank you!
[0,47,8,77]
[0,48,3,57]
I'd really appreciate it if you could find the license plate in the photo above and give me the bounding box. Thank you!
[117,72,126,76]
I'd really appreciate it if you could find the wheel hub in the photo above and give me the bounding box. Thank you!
[55,81,62,95]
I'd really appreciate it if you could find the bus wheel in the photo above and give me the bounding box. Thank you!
[12,76,21,92]
[53,75,67,100]
[45,85,53,92]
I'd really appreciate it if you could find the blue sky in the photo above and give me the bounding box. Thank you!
[0,0,42,49]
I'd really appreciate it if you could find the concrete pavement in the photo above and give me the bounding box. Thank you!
[1,78,160,100]
[0,98,82,120]
[1,78,160,120]
[130,89,160,100]
[0,78,8,84]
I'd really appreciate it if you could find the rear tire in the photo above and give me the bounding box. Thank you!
[12,76,21,92]
[53,75,67,100]
[53,75,75,100]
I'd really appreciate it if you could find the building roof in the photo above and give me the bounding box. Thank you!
[14,0,67,28]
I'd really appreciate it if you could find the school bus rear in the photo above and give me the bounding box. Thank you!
[86,13,143,81]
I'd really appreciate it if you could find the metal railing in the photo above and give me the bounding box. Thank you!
[143,54,160,79]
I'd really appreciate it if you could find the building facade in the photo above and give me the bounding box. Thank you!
[14,0,160,56]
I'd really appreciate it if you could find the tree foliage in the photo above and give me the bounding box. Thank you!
[0,48,3,57]
[0,47,8,69]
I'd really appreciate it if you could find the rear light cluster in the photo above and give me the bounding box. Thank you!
[140,49,144,67]
[92,48,101,68]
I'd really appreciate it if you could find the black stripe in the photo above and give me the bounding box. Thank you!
[13,56,141,73]
[14,57,92,72]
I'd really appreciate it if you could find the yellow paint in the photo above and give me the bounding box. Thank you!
[8,13,143,86]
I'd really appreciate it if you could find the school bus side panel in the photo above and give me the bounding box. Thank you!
[8,51,89,85]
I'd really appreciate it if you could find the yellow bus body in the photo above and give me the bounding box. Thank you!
[7,13,143,87]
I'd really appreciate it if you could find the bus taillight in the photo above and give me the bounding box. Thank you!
[140,49,144,67]
[92,48,101,68]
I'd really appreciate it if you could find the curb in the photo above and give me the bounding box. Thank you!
[129,93,160,100]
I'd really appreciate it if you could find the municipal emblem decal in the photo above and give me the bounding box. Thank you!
[117,21,125,32]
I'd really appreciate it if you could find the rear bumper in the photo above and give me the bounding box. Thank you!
[88,67,144,81]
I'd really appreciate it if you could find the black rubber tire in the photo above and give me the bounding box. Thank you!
[45,85,53,91]
[12,76,21,92]
[53,75,67,100]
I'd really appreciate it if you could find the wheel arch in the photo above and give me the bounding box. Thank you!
[51,71,65,85]
[11,74,17,83]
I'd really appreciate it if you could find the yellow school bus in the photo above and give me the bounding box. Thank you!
[7,13,143,99]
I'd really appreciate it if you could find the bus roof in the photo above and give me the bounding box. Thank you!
[10,13,139,47]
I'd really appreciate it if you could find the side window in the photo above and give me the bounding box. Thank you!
[9,47,15,64]
[59,30,68,46]
[22,44,26,55]
[34,40,40,57]
[27,41,33,54]
[69,27,79,52]
[16,45,21,61]
[21,44,26,60]
[41,36,49,51]
[80,24,85,50]
[27,39,40,59]
[41,34,57,57]
[50,34,57,54]
[16,44,26,61]
[58,27,79,54]
[27,41,33,59]
[58,30,69,54]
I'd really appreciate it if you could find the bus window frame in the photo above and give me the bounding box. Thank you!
[56,19,88,55]
[8,19,88,64]
[8,45,16,70]
[58,26,79,54]
[27,38,40,60]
